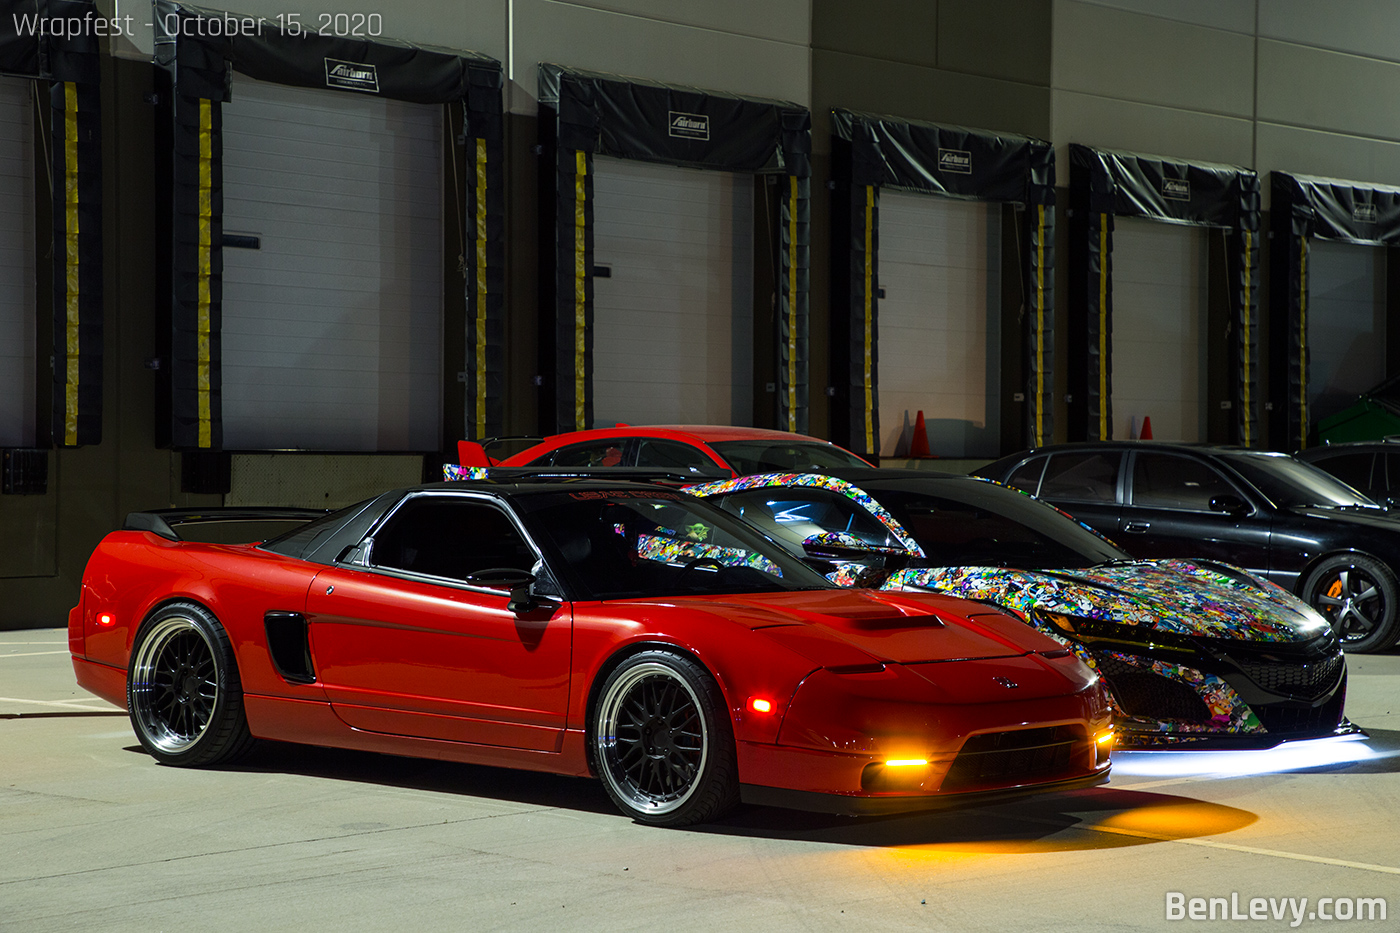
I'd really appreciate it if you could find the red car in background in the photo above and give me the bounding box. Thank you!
[461,425,873,478]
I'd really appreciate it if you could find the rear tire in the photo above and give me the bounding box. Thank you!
[127,601,255,766]
[1301,553,1400,653]
[590,650,739,826]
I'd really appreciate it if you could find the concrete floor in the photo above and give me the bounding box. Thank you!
[4,628,1399,933]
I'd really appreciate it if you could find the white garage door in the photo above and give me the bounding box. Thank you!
[1111,217,1208,442]
[220,77,443,451]
[590,157,754,428]
[0,77,33,448]
[1307,239,1386,424]
[876,190,1001,458]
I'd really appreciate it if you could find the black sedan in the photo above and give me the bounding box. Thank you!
[977,442,1400,652]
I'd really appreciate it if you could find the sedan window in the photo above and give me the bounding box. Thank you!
[1006,456,1047,495]
[1307,452,1376,496]
[709,440,869,474]
[370,497,538,582]
[1131,454,1236,511]
[635,438,716,473]
[540,440,629,467]
[1038,451,1120,503]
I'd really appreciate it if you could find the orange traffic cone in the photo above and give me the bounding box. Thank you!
[1140,415,1153,440]
[909,410,933,458]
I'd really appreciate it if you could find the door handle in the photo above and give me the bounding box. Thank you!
[1123,521,1151,533]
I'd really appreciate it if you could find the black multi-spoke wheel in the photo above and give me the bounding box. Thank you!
[1302,554,1400,653]
[127,602,254,766]
[591,651,738,826]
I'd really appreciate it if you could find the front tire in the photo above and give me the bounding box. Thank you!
[1301,553,1400,653]
[127,601,255,766]
[590,650,739,826]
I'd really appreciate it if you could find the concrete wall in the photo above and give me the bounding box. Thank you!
[10,0,1400,626]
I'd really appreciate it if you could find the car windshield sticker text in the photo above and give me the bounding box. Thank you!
[1163,178,1191,201]
[325,58,379,93]
[939,148,972,174]
[568,490,680,501]
[669,112,709,141]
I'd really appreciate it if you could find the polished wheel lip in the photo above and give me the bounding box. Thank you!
[1313,567,1385,645]
[596,661,708,816]
[129,615,219,755]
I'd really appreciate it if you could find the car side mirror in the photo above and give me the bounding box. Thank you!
[1209,494,1249,517]
[464,567,539,614]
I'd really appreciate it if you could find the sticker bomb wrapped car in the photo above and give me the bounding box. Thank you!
[70,476,1112,826]
[688,470,1350,747]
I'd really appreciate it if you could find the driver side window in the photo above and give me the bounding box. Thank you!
[371,497,538,583]
[1131,454,1235,511]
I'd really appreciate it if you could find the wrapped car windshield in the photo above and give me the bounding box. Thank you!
[518,490,833,600]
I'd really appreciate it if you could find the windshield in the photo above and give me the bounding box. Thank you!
[1219,452,1378,509]
[710,440,870,475]
[516,489,832,600]
[868,480,1129,570]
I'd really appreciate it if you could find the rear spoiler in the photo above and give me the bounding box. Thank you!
[123,508,328,542]
[442,464,729,484]
[457,435,547,466]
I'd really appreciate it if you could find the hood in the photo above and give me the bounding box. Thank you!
[888,559,1329,644]
[666,589,1059,665]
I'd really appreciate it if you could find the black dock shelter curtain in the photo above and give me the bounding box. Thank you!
[1270,172,1400,451]
[1068,145,1260,445]
[0,1,103,448]
[829,111,1054,457]
[154,2,504,449]
[538,63,812,435]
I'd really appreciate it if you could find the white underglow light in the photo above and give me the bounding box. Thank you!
[1112,734,1380,778]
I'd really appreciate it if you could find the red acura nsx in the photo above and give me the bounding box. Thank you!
[69,476,1112,826]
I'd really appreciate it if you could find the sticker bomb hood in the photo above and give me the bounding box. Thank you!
[887,559,1329,644]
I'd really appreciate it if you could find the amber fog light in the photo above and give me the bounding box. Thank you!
[861,759,930,791]
[1095,727,1115,765]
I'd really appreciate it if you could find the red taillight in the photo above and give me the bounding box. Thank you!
[748,697,774,714]
[96,612,114,627]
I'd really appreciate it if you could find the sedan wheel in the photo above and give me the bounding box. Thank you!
[127,602,255,766]
[591,651,738,826]
[1302,554,1400,653]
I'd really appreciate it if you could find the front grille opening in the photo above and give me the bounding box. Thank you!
[939,725,1085,793]
[1239,653,1345,700]
[1095,654,1213,722]
[860,762,931,792]
[1255,686,1347,736]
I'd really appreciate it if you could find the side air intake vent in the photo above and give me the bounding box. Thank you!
[264,612,316,684]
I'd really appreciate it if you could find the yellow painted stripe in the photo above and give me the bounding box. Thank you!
[862,186,874,455]
[474,139,488,439]
[1242,230,1252,447]
[197,99,212,448]
[1098,214,1108,440]
[574,151,588,431]
[62,83,79,446]
[1299,237,1309,448]
[787,176,798,431]
[1035,205,1046,446]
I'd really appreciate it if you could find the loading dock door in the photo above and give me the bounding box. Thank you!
[1308,240,1386,425]
[590,157,754,428]
[219,76,443,451]
[877,190,1000,457]
[0,77,33,447]
[1111,218,1208,442]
